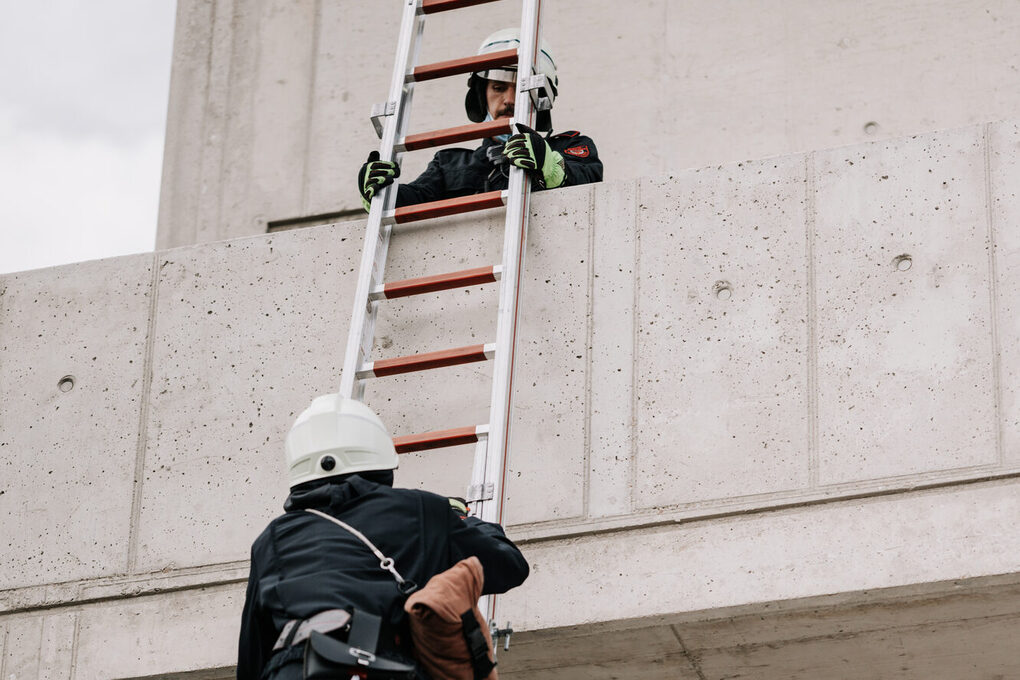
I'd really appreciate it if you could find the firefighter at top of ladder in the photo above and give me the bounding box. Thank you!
[358,27,604,211]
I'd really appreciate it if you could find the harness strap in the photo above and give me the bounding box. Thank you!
[460,611,496,680]
[272,608,353,651]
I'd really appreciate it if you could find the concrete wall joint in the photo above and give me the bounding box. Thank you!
[670,624,709,680]
[628,179,642,515]
[804,152,820,488]
[982,123,1005,466]
[126,255,163,573]
[0,562,249,617]
[581,185,596,518]
[510,471,1020,545]
[299,0,324,217]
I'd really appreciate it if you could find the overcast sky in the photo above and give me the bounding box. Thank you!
[0,1,176,275]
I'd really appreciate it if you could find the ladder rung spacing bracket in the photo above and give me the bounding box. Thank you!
[358,343,496,379]
[409,49,518,83]
[419,0,503,14]
[370,101,397,138]
[384,190,507,224]
[394,424,490,454]
[369,265,503,301]
[466,482,495,503]
[396,119,512,152]
[519,73,553,112]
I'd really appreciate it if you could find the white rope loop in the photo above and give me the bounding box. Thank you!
[304,508,414,592]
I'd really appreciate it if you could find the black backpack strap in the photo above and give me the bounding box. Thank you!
[460,611,496,679]
[348,610,382,658]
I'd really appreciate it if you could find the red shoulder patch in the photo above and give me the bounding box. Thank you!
[564,145,590,158]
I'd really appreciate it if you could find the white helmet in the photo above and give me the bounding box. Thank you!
[284,395,398,488]
[465,27,558,131]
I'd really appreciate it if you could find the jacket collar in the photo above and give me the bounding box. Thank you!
[283,474,386,512]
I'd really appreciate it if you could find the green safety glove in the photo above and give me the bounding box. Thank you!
[448,497,469,518]
[357,150,400,211]
[502,123,565,189]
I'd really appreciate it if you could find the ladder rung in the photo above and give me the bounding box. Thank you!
[420,0,502,14]
[359,343,495,379]
[370,265,502,301]
[385,190,507,224]
[394,425,488,453]
[409,49,518,83]
[397,119,512,152]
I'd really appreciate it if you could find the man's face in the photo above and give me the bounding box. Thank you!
[485,79,515,119]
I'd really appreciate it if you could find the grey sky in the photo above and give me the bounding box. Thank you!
[0,1,176,275]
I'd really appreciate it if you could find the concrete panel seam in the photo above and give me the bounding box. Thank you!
[126,254,163,573]
[629,179,641,514]
[669,624,708,680]
[983,123,1006,466]
[211,0,240,240]
[194,0,220,242]
[582,185,595,518]
[0,623,6,678]
[693,609,1020,657]
[805,152,820,487]
[511,469,1020,545]
[0,563,250,617]
[35,615,44,677]
[299,0,324,216]
[156,0,217,248]
[69,611,81,680]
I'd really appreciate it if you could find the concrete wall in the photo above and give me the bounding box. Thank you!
[3,120,1020,677]
[157,0,1020,249]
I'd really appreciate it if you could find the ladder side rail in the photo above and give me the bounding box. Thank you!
[472,0,544,629]
[475,0,542,526]
[339,0,425,400]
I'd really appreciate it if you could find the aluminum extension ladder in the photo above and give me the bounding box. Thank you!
[338,0,551,627]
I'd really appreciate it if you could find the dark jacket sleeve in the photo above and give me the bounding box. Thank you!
[447,511,529,595]
[551,133,603,188]
[397,155,447,207]
[237,548,275,680]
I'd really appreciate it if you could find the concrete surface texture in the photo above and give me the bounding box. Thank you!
[156,0,1020,249]
[3,119,1020,677]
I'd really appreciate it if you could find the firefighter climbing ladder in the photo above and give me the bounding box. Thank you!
[338,0,550,628]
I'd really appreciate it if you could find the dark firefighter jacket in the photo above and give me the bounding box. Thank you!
[236,474,529,680]
[396,130,602,207]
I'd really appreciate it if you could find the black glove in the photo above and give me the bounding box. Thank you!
[357,151,400,210]
[501,123,564,189]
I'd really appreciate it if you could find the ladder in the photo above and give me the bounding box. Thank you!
[338,0,549,625]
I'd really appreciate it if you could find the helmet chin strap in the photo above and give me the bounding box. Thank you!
[485,112,512,143]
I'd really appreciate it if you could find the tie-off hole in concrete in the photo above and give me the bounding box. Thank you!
[57,375,75,393]
[893,254,913,271]
[714,281,733,300]
[864,121,880,135]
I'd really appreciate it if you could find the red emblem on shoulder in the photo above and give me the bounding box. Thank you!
[564,145,590,158]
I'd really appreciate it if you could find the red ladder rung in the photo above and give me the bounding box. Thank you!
[409,49,518,83]
[394,425,482,453]
[386,190,506,224]
[397,119,511,152]
[370,266,501,301]
[360,343,494,379]
[420,0,502,14]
